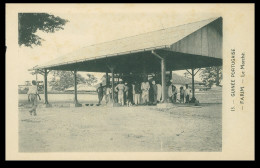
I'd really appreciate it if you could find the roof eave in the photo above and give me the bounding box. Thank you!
[33,45,170,70]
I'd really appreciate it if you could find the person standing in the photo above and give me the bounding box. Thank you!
[115,81,125,106]
[96,83,103,105]
[141,79,150,105]
[156,82,162,103]
[124,82,130,106]
[134,81,141,105]
[172,85,177,103]
[105,85,112,104]
[132,83,135,105]
[184,84,191,103]
[151,80,157,104]
[114,88,118,103]
[167,81,173,103]
[27,80,40,116]
[180,86,185,103]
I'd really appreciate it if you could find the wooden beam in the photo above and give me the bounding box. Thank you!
[74,70,79,104]
[44,69,49,104]
[186,69,192,76]
[161,58,166,103]
[194,68,201,76]
[106,63,116,72]
[111,68,115,103]
[151,50,167,103]
[191,68,195,99]
[106,71,109,86]
[151,50,163,60]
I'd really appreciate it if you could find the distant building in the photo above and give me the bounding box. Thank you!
[170,73,208,91]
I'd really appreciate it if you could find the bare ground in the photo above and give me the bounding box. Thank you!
[19,103,221,152]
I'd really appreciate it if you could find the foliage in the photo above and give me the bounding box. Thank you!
[18,13,68,47]
[199,66,222,87]
[49,71,98,91]
[49,71,86,91]
[85,74,98,86]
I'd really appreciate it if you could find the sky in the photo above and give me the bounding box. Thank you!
[17,9,218,85]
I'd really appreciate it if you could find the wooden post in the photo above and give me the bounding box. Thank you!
[74,70,78,104]
[161,58,166,103]
[44,69,49,104]
[169,70,172,81]
[191,68,195,99]
[107,64,115,104]
[151,50,167,104]
[111,68,115,103]
[186,68,200,103]
[106,71,109,86]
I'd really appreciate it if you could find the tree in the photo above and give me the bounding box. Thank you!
[85,74,98,86]
[18,13,68,47]
[199,66,222,88]
[49,71,86,91]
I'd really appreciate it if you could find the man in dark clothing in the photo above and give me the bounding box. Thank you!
[124,82,130,106]
[97,83,103,104]
[172,85,177,103]
[134,81,141,105]
[151,80,157,104]
[180,86,185,103]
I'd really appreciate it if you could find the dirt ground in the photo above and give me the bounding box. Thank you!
[19,103,222,152]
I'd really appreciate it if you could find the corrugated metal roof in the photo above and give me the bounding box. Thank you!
[36,17,220,69]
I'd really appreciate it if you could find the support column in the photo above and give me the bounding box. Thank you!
[44,69,49,105]
[73,70,81,106]
[161,58,167,103]
[106,71,110,86]
[186,68,200,103]
[74,70,78,103]
[191,68,195,99]
[151,50,168,104]
[169,70,172,81]
[111,68,115,103]
[107,64,116,106]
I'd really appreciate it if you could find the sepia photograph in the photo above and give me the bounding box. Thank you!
[6,3,254,160]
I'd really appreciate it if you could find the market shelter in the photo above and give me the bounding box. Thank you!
[32,17,223,106]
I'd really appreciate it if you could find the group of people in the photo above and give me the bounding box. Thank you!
[96,82,131,106]
[96,79,193,106]
[170,83,192,104]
